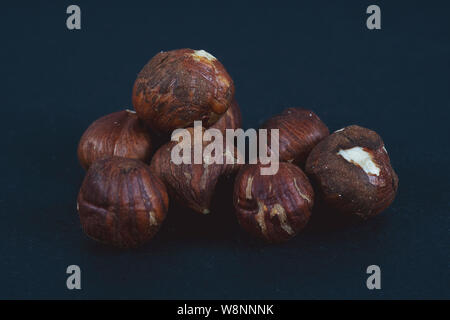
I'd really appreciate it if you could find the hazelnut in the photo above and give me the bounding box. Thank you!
[233,162,314,243]
[210,98,242,133]
[305,125,398,219]
[77,110,153,170]
[260,108,329,167]
[77,157,168,248]
[150,127,241,214]
[132,49,235,135]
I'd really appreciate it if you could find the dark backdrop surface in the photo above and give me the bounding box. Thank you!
[0,0,449,299]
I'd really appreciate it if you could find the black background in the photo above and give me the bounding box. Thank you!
[1,0,449,299]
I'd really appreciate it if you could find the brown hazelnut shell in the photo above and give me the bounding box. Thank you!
[233,162,314,243]
[150,127,241,214]
[77,157,168,248]
[305,125,398,219]
[209,98,242,133]
[132,49,234,135]
[77,110,153,170]
[260,108,329,167]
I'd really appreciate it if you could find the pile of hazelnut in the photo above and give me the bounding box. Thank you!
[76,48,399,248]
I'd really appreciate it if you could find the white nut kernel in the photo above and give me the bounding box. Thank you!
[192,50,216,61]
[337,146,380,176]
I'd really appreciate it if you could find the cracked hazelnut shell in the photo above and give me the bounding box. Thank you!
[260,108,329,167]
[233,162,314,243]
[132,49,234,135]
[77,157,168,248]
[305,125,398,219]
[77,110,153,170]
[150,127,241,214]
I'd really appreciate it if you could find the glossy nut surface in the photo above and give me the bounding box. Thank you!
[305,125,398,219]
[260,108,329,167]
[77,110,153,170]
[77,157,168,248]
[233,162,314,243]
[132,49,234,135]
